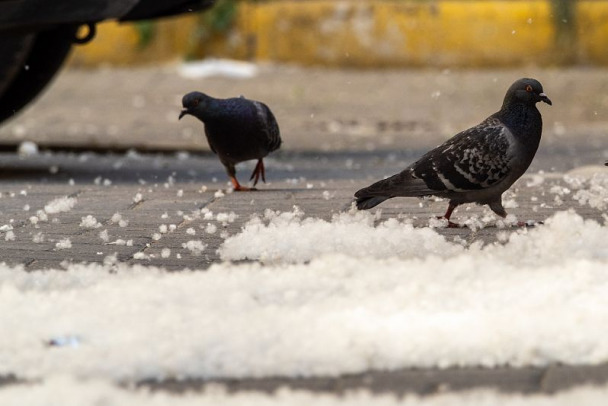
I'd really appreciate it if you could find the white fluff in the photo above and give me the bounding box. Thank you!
[0,211,607,382]
[17,141,38,157]
[44,196,77,214]
[79,215,102,229]
[220,207,463,263]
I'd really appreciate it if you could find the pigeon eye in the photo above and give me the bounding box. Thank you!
[193,99,199,107]
[525,85,533,92]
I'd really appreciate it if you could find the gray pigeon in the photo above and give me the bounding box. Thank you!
[179,91,281,191]
[355,78,552,227]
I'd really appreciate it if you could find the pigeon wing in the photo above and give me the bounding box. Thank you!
[357,118,513,200]
[253,101,282,152]
[203,126,218,155]
[412,117,513,193]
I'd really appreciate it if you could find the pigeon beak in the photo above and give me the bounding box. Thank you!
[178,109,189,120]
[539,93,552,106]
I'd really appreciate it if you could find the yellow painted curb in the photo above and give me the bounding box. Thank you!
[69,1,608,68]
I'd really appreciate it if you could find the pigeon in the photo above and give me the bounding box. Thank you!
[179,91,281,191]
[355,78,552,227]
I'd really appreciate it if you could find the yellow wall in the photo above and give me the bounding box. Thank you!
[250,1,553,67]
[68,1,608,68]
[577,1,608,64]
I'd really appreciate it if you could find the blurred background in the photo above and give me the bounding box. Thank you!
[0,0,606,168]
[66,0,587,67]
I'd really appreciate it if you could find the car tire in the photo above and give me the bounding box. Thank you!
[0,25,77,123]
[0,33,35,97]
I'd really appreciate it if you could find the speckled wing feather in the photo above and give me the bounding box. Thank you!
[411,117,512,194]
[253,101,282,152]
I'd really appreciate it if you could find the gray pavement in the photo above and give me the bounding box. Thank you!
[0,150,604,272]
[0,64,608,395]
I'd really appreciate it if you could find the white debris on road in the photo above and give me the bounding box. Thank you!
[182,240,206,256]
[565,170,608,211]
[44,196,77,214]
[220,207,463,263]
[17,141,38,157]
[79,215,102,229]
[0,211,607,382]
[54,238,72,250]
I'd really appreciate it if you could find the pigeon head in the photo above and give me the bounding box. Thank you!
[503,78,552,108]
[179,91,211,120]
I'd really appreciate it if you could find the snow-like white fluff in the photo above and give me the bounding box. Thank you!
[54,238,72,250]
[182,240,207,256]
[44,196,77,214]
[111,212,129,227]
[0,211,608,381]
[220,207,464,263]
[3,376,608,406]
[17,141,38,157]
[565,171,608,211]
[79,215,102,229]
[220,207,607,264]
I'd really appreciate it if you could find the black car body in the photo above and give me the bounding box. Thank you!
[0,0,214,123]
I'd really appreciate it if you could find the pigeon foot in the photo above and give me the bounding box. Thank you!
[230,176,257,192]
[436,216,462,228]
[438,203,461,228]
[234,186,257,192]
[516,220,543,227]
[249,159,266,187]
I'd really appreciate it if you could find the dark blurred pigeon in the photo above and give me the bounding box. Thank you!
[179,92,281,191]
[355,78,552,227]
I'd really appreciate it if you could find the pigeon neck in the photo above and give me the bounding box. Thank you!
[498,102,543,146]
[195,97,222,121]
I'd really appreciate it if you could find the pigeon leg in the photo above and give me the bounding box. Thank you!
[229,176,253,191]
[440,202,534,229]
[489,199,533,227]
[488,199,507,218]
[249,159,266,187]
[225,163,256,192]
[439,202,461,228]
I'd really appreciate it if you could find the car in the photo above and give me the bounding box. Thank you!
[0,0,215,124]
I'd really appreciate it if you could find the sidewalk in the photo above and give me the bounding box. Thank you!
[2,63,608,158]
[0,150,605,272]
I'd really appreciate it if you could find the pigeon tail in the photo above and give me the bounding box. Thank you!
[354,170,433,211]
[356,195,391,210]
